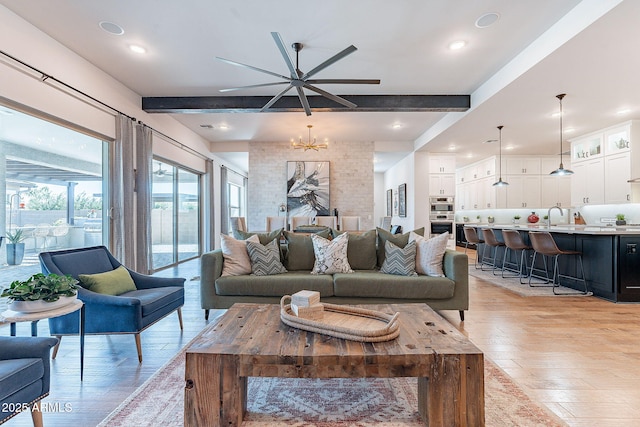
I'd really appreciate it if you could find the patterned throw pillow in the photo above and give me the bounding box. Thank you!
[220,234,259,276]
[410,232,448,277]
[380,240,418,276]
[310,232,353,275]
[246,238,288,276]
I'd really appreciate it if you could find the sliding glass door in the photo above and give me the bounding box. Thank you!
[151,159,200,271]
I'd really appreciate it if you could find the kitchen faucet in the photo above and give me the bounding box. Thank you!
[547,206,563,227]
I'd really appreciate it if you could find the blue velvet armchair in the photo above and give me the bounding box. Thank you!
[0,336,58,426]
[39,246,185,363]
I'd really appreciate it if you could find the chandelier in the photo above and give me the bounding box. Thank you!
[292,125,328,151]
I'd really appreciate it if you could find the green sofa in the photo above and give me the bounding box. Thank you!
[200,228,468,321]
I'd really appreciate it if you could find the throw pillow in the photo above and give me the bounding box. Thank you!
[410,232,448,277]
[246,238,288,276]
[79,265,137,296]
[380,240,418,276]
[331,229,377,270]
[376,227,425,267]
[233,228,283,245]
[310,232,353,275]
[283,229,331,271]
[220,234,259,276]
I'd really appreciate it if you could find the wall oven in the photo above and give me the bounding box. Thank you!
[430,221,454,238]
[429,196,454,214]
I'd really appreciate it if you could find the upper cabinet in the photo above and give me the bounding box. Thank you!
[505,157,541,175]
[428,155,456,174]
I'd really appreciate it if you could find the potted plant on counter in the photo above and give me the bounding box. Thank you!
[513,215,521,224]
[616,214,626,226]
[1,273,79,313]
[6,228,26,265]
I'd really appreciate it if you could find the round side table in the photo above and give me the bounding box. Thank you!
[1,300,86,380]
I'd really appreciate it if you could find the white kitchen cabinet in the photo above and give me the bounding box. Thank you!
[541,175,572,208]
[429,156,456,174]
[480,157,497,178]
[604,152,631,203]
[571,158,605,205]
[505,175,541,208]
[505,157,541,175]
[479,177,498,209]
[429,174,456,196]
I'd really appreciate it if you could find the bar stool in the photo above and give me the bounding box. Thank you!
[462,226,484,269]
[501,230,533,283]
[480,228,505,275]
[528,231,591,295]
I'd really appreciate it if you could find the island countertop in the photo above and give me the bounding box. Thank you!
[463,223,640,235]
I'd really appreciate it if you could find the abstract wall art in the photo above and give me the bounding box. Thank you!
[286,161,330,217]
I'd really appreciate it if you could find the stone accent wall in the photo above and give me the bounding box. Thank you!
[248,140,375,231]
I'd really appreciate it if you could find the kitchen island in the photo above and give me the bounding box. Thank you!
[466,223,640,302]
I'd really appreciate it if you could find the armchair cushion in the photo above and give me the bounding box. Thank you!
[0,359,44,403]
[79,265,137,295]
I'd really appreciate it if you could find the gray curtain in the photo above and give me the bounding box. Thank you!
[220,166,229,236]
[205,159,215,252]
[110,114,135,267]
[135,124,152,273]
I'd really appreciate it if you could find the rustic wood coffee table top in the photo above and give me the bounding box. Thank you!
[185,303,484,426]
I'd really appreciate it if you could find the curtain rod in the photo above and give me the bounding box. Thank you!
[1,49,209,161]
[221,165,248,179]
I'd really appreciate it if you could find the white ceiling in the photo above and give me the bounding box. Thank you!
[1,0,637,172]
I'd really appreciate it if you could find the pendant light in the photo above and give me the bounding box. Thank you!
[493,125,509,186]
[550,93,573,176]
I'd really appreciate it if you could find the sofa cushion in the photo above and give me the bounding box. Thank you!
[0,358,44,402]
[311,232,353,274]
[215,272,334,297]
[331,229,377,270]
[79,266,137,295]
[380,240,418,276]
[333,271,455,300]
[376,227,425,267]
[411,232,448,277]
[233,228,283,245]
[283,229,331,271]
[246,239,288,276]
[220,234,259,276]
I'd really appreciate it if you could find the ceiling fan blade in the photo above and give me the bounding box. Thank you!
[306,79,380,85]
[295,86,312,116]
[216,57,291,80]
[271,32,298,78]
[302,45,358,79]
[303,84,357,109]
[219,81,290,93]
[260,84,294,111]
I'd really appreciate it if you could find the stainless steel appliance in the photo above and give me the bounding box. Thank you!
[430,221,454,238]
[429,196,454,213]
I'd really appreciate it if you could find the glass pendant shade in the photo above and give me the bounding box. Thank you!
[550,93,574,176]
[493,125,509,186]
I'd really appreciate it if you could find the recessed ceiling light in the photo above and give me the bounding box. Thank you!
[218,124,229,130]
[551,112,563,118]
[505,145,515,150]
[99,21,124,35]
[448,145,456,151]
[564,127,575,133]
[392,123,402,129]
[616,108,631,115]
[129,44,146,54]
[448,40,467,50]
[475,12,500,29]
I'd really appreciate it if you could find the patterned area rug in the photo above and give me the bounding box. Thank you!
[98,347,566,427]
[469,266,593,297]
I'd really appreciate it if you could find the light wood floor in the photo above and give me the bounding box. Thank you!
[3,250,640,426]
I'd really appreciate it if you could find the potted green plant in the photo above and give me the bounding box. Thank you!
[513,215,521,224]
[616,214,626,226]
[1,273,78,313]
[6,228,26,265]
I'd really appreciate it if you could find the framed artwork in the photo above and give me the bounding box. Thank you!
[393,192,399,217]
[286,161,330,217]
[398,183,407,217]
[386,189,393,216]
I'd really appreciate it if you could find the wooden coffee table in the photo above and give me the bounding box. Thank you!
[184,303,484,426]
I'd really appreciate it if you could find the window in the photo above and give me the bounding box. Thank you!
[228,182,244,222]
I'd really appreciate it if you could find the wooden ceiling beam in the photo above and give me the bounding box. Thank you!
[142,95,470,114]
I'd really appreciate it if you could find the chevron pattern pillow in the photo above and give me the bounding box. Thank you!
[380,240,418,276]
[410,231,448,277]
[310,232,353,275]
[246,238,288,276]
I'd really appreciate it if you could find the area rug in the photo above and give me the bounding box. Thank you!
[469,267,593,298]
[98,347,566,427]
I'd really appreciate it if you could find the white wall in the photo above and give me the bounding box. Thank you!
[383,153,417,232]
[373,172,385,227]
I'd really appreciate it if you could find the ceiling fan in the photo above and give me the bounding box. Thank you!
[153,161,172,177]
[216,32,380,116]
